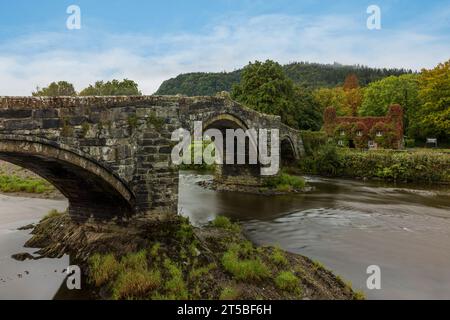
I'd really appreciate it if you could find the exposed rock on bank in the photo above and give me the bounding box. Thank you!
[23,212,361,300]
[197,180,313,195]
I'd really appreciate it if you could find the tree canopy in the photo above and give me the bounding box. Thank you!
[231,60,322,130]
[358,74,420,138]
[156,62,411,96]
[417,60,450,140]
[231,60,296,126]
[79,79,142,96]
[32,81,77,96]
[30,59,449,145]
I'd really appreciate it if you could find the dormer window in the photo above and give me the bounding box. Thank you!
[376,131,383,137]
[357,130,363,137]
[340,130,345,136]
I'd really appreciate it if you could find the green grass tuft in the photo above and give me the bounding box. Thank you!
[270,247,288,267]
[353,290,366,300]
[89,253,121,287]
[275,271,302,295]
[162,258,188,300]
[219,285,241,300]
[264,173,306,191]
[222,243,270,282]
[120,250,148,272]
[211,216,241,233]
[42,209,63,221]
[112,270,161,300]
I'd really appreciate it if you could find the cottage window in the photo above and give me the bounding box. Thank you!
[340,130,345,136]
[338,140,344,146]
[368,140,375,148]
[357,130,363,137]
[376,131,383,137]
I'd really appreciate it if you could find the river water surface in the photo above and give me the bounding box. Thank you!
[1,172,449,299]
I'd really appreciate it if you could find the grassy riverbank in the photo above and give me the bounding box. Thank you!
[0,161,61,198]
[299,145,450,184]
[24,211,362,300]
[0,175,54,194]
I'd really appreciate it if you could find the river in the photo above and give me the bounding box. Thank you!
[1,172,450,300]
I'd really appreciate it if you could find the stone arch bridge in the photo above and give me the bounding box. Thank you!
[0,96,304,219]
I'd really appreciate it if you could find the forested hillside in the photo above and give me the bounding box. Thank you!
[155,62,412,96]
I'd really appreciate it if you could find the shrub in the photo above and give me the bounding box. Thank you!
[312,143,340,175]
[301,130,328,156]
[275,271,302,295]
[405,138,416,148]
[299,147,450,183]
[264,173,305,190]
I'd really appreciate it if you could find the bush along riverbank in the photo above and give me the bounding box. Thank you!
[299,144,450,184]
[21,211,362,300]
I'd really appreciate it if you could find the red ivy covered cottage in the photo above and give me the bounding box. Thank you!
[323,105,404,149]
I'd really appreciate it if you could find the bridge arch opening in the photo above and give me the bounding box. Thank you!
[280,137,297,167]
[0,138,135,219]
[202,113,261,186]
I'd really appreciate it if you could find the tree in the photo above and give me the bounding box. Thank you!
[418,60,450,141]
[156,62,412,96]
[32,81,76,96]
[359,74,420,138]
[79,79,142,96]
[345,87,363,116]
[343,73,359,90]
[231,60,296,127]
[231,60,323,131]
[293,86,323,131]
[313,87,351,116]
[342,74,363,116]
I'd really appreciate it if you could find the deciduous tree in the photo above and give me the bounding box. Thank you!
[32,81,77,96]
[359,74,420,138]
[79,79,142,96]
[418,60,450,141]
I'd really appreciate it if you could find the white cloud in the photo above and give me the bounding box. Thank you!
[0,13,449,95]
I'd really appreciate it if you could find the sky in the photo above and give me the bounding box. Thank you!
[0,0,449,95]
